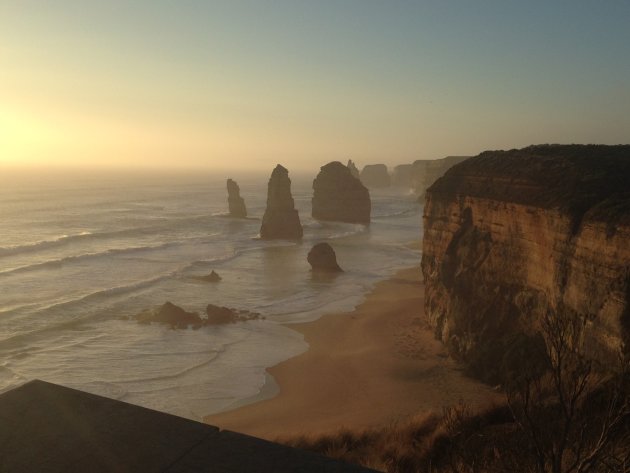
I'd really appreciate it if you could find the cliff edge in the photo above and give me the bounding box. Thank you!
[421,145,630,381]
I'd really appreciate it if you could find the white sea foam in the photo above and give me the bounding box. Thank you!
[0,172,422,420]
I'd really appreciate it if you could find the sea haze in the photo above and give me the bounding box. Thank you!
[0,168,421,420]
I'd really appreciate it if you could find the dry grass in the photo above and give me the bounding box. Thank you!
[278,392,629,473]
[278,405,514,472]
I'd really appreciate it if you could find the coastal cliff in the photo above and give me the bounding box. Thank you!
[421,145,630,379]
[412,156,469,195]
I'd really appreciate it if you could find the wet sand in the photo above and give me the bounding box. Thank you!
[205,267,501,439]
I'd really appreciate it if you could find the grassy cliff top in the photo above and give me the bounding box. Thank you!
[429,144,630,225]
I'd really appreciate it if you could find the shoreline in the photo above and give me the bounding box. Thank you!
[205,266,501,440]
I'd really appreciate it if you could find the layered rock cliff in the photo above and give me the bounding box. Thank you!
[260,164,303,240]
[312,161,371,224]
[360,164,390,188]
[227,179,247,218]
[421,145,630,379]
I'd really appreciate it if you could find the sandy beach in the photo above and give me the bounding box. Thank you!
[205,266,501,440]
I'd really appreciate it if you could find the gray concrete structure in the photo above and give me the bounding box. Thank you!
[0,380,376,472]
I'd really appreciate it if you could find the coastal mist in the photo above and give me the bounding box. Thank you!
[0,168,421,420]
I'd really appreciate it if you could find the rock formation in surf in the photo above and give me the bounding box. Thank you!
[307,242,343,272]
[347,159,360,179]
[260,165,303,240]
[134,301,260,328]
[421,144,630,380]
[196,270,221,282]
[206,304,261,324]
[312,161,371,224]
[360,164,390,188]
[227,179,247,218]
[135,302,204,329]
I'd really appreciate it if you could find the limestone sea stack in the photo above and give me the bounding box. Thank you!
[421,144,630,379]
[307,243,342,272]
[312,161,371,224]
[260,165,303,240]
[347,159,360,179]
[227,179,247,218]
[360,164,390,188]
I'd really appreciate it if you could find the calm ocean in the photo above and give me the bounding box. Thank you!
[0,167,421,420]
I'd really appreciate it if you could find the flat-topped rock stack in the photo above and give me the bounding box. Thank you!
[260,165,303,240]
[312,161,371,225]
[226,178,247,218]
[360,164,390,188]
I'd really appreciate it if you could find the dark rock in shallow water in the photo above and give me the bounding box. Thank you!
[312,161,371,224]
[135,302,204,329]
[206,304,262,324]
[360,164,390,188]
[260,164,303,240]
[227,179,247,218]
[197,270,222,282]
[134,302,261,329]
[307,242,342,272]
[206,304,237,324]
[347,159,360,179]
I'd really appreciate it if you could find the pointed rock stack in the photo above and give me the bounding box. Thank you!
[347,159,360,179]
[260,165,303,240]
[227,179,247,218]
[312,161,370,224]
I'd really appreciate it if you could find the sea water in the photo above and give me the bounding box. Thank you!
[0,168,422,420]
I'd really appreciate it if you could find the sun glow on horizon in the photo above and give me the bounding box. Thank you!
[2,1,629,171]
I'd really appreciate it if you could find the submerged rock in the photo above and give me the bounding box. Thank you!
[312,161,370,224]
[227,179,247,218]
[260,164,303,240]
[197,270,221,282]
[307,242,342,272]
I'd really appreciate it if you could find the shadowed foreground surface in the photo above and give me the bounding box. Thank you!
[0,380,375,472]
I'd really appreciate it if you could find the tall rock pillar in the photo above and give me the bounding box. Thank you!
[260,165,303,240]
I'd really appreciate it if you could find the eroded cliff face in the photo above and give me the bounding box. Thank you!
[421,145,630,377]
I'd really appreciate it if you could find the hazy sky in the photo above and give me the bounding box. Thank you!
[1,1,629,172]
